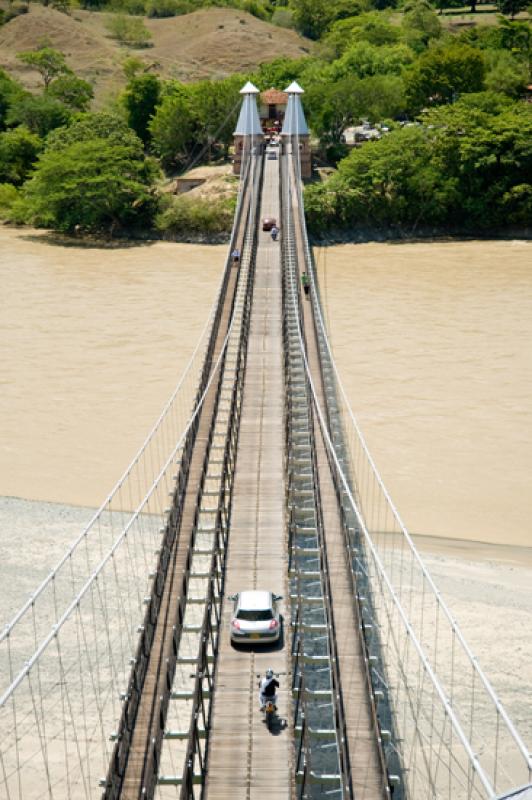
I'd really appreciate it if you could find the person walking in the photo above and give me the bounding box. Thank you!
[301,271,310,298]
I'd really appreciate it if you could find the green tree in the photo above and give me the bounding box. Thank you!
[149,88,196,169]
[428,101,532,223]
[17,46,71,90]
[0,126,42,185]
[496,0,528,18]
[47,75,94,110]
[330,40,415,80]
[0,69,24,131]
[305,78,357,147]
[22,113,159,233]
[291,0,333,39]
[122,56,147,80]
[497,17,532,75]
[189,76,243,159]
[305,125,460,231]
[6,94,71,137]
[306,97,532,235]
[401,0,442,52]
[322,11,406,58]
[306,73,406,148]
[252,57,313,91]
[405,43,485,111]
[484,49,528,96]
[123,73,160,144]
[344,12,400,46]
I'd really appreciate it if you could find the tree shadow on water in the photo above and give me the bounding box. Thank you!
[20,231,159,250]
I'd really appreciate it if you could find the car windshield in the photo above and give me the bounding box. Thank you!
[236,608,273,621]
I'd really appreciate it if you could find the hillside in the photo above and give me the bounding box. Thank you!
[0,5,314,102]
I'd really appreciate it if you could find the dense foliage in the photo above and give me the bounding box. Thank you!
[0,2,530,237]
[305,96,532,233]
[19,113,159,233]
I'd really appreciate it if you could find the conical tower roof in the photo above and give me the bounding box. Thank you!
[285,81,304,94]
[234,81,263,136]
[240,81,259,95]
[281,82,309,136]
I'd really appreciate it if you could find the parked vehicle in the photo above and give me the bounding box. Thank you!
[229,590,281,643]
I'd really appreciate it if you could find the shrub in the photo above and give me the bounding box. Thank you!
[48,75,94,111]
[1,3,29,25]
[145,0,192,17]
[7,95,72,138]
[271,8,296,27]
[105,14,153,47]
[0,183,19,218]
[109,0,147,13]
[234,0,270,20]
[156,194,236,236]
[0,126,42,185]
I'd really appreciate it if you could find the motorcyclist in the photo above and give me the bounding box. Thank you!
[270,225,279,242]
[259,668,279,711]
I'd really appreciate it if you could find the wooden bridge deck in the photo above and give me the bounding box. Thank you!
[204,156,292,800]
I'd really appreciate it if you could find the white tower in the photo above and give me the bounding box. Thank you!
[233,81,263,176]
[281,81,311,179]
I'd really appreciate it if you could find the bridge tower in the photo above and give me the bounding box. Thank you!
[281,80,312,178]
[233,80,263,175]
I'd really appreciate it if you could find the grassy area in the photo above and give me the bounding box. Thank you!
[438,4,531,27]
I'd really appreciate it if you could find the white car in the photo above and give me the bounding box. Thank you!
[229,590,281,644]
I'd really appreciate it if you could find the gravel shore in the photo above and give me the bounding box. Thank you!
[1,494,531,750]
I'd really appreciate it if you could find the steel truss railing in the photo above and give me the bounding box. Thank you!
[103,152,263,799]
[0,162,258,800]
[281,152,353,800]
[285,155,398,797]
[177,155,262,799]
[287,132,532,798]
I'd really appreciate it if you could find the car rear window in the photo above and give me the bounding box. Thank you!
[236,609,273,621]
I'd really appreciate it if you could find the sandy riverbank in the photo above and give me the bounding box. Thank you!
[1,494,531,751]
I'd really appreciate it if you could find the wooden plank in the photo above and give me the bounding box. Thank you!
[205,157,292,800]
[117,169,255,800]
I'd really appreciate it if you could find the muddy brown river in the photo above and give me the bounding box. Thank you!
[1,228,530,546]
[314,239,532,550]
[1,228,532,754]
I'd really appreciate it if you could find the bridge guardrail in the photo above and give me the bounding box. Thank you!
[288,137,532,798]
[282,151,354,799]
[102,153,262,800]
[178,152,263,800]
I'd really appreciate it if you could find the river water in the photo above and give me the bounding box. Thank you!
[1,227,531,767]
[314,239,532,550]
[0,228,225,505]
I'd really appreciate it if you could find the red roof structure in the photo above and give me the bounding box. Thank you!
[260,88,288,105]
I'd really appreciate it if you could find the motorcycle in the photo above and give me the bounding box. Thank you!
[257,671,284,731]
[263,697,277,731]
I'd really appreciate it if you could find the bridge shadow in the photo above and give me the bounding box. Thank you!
[262,712,288,736]
[20,232,159,250]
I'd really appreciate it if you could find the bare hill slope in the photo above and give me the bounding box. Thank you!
[0,5,314,102]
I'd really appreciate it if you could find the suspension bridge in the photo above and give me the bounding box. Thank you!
[1,81,531,800]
